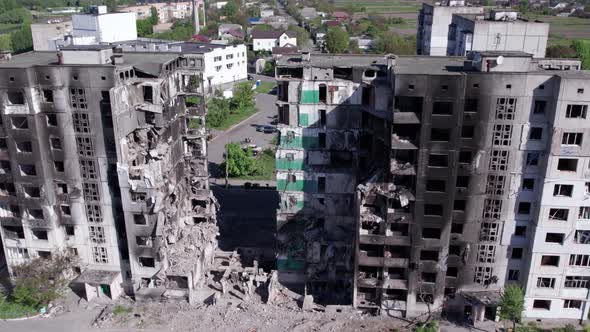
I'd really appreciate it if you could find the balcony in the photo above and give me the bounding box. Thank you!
[391,134,418,150]
[390,159,416,175]
[393,111,420,124]
[359,234,411,246]
[383,278,408,290]
[387,208,412,223]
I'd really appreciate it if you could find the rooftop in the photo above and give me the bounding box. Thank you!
[276,54,389,68]
[251,30,296,39]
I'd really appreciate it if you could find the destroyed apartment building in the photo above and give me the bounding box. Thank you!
[274,52,590,322]
[0,44,218,302]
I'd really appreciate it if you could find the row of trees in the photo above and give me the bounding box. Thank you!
[206,82,255,129]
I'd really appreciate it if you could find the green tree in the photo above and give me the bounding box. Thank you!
[325,27,349,53]
[221,0,238,17]
[518,0,529,14]
[105,0,117,12]
[572,39,590,70]
[348,39,360,54]
[231,82,255,110]
[372,31,415,55]
[288,24,309,48]
[136,19,154,37]
[225,143,254,177]
[415,321,438,332]
[149,6,158,25]
[262,60,275,76]
[10,25,32,54]
[498,285,525,331]
[0,35,11,51]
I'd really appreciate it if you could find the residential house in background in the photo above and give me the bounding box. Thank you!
[251,30,297,52]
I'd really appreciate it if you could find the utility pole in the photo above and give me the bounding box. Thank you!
[225,144,229,188]
[193,0,200,34]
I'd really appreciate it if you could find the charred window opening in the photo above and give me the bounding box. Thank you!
[424,204,443,216]
[459,151,472,164]
[131,192,147,202]
[421,272,437,283]
[461,126,474,138]
[16,141,32,153]
[318,84,327,103]
[192,199,207,209]
[32,229,48,240]
[446,267,458,277]
[420,250,438,261]
[50,138,62,150]
[517,202,531,215]
[359,244,381,257]
[358,265,379,279]
[333,67,352,80]
[449,245,461,256]
[19,164,36,176]
[430,128,450,142]
[0,138,7,150]
[89,225,105,243]
[557,158,578,171]
[533,300,551,310]
[0,160,10,174]
[426,179,445,192]
[46,114,58,126]
[318,132,326,148]
[133,214,147,225]
[553,184,573,197]
[27,209,43,220]
[166,276,189,289]
[139,256,155,268]
[7,91,25,105]
[11,116,28,129]
[362,85,373,106]
[317,176,326,193]
[548,208,568,221]
[193,217,207,224]
[428,154,448,167]
[277,67,303,78]
[143,86,154,103]
[279,105,289,125]
[451,223,463,234]
[422,227,441,239]
[4,226,24,239]
[0,183,16,196]
[319,109,326,127]
[42,90,53,103]
[38,251,51,259]
[464,99,478,113]
[60,205,71,216]
[395,96,423,114]
[390,223,408,236]
[53,161,64,172]
[56,183,68,194]
[330,151,352,167]
[64,225,75,236]
[136,236,153,247]
[541,255,560,266]
[545,232,565,244]
[453,200,466,211]
[432,101,453,115]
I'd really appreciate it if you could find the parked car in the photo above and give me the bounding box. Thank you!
[261,125,277,134]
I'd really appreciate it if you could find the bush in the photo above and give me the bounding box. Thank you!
[112,305,132,316]
[415,320,438,332]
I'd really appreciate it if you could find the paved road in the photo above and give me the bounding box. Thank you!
[208,92,278,177]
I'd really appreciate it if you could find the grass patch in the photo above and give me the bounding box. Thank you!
[235,149,276,181]
[255,81,276,94]
[186,95,202,105]
[208,107,257,130]
[112,305,132,316]
[0,300,38,319]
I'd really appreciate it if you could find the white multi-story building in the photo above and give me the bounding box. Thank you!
[120,2,193,23]
[72,6,137,44]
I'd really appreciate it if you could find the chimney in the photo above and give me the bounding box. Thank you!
[57,51,63,65]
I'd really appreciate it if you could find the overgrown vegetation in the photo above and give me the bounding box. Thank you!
[255,81,275,94]
[206,82,256,130]
[136,6,158,37]
[499,285,525,331]
[326,27,349,53]
[112,305,133,316]
[0,250,78,318]
[545,39,590,70]
[414,320,438,332]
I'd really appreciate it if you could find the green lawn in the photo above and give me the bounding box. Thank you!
[234,149,276,181]
[255,81,276,94]
[526,15,590,45]
[207,107,257,130]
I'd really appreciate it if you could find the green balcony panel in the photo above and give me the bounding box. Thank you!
[276,158,305,170]
[302,136,319,149]
[300,90,319,104]
[276,179,305,191]
[280,135,303,149]
[277,258,305,271]
[298,112,309,126]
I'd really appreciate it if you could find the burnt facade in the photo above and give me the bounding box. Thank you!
[0,45,217,301]
[276,52,590,322]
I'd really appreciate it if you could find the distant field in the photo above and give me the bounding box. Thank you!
[333,0,422,14]
[533,16,590,42]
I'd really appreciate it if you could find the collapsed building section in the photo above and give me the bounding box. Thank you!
[0,44,219,302]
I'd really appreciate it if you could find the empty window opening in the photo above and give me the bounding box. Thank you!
[526,152,540,166]
[508,270,520,281]
[451,223,463,234]
[89,225,105,243]
[420,250,439,261]
[461,126,474,138]
[529,127,543,140]
[424,204,443,216]
[511,248,523,259]
[564,276,590,288]
[575,230,590,244]
[54,161,64,172]
[46,114,57,126]
[133,214,147,225]
[480,222,500,242]
[0,161,10,175]
[579,207,590,219]
[553,184,573,197]
[506,84,512,89]
[515,225,526,237]
[558,158,578,172]
[4,226,24,239]
[432,101,453,115]
[564,300,582,309]
[562,132,583,146]
[32,229,48,240]
[456,176,469,188]
[533,300,551,310]
[319,109,326,126]
[64,225,75,236]
[490,150,510,170]
[482,199,502,219]
[492,124,512,146]
[478,244,496,263]
[447,267,458,277]
[536,277,556,288]
[16,141,32,153]
[454,200,466,211]
[19,164,36,176]
[56,183,68,194]
[23,186,40,198]
[60,205,71,216]
[486,174,505,196]
[318,84,327,103]
[448,245,461,257]
[464,99,478,113]
[38,251,51,259]
[496,97,517,120]
[421,272,437,283]
[11,116,28,129]
[533,100,546,114]
[549,208,568,221]
[459,150,472,164]
[541,255,560,266]
[422,227,441,239]
[92,247,108,264]
[521,178,534,190]
[317,176,325,193]
[42,90,53,103]
[426,179,445,192]
[431,128,450,141]
[518,202,531,215]
[136,236,153,247]
[428,154,448,167]
[143,86,153,103]
[545,232,565,244]
[474,266,494,285]
[7,91,24,105]
[566,104,587,119]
